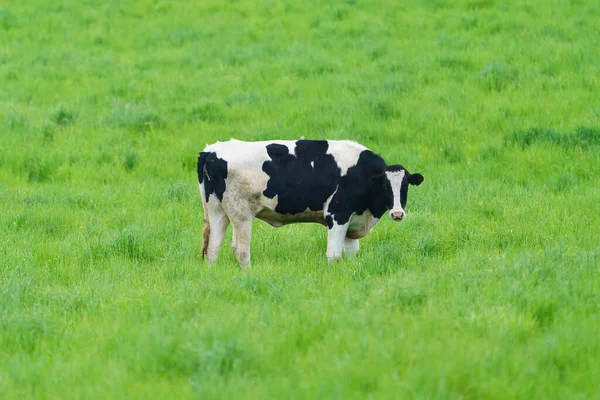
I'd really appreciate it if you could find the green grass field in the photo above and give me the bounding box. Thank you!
[2,0,600,398]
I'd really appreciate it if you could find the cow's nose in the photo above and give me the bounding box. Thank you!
[390,211,405,221]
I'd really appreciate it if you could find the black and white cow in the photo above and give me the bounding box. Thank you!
[197,139,424,266]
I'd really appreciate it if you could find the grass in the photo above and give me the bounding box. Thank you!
[1,0,600,398]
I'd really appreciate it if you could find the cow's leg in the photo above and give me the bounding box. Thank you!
[221,195,254,267]
[205,200,230,264]
[344,238,360,256]
[231,219,253,267]
[231,230,237,254]
[326,220,349,261]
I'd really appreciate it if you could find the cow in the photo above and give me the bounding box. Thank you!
[197,139,424,266]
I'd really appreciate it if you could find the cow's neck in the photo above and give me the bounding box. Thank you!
[367,192,390,219]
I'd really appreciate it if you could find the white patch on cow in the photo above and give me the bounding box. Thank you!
[262,194,279,213]
[326,219,349,261]
[310,161,314,168]
[326,140,368,176]
[385,170,406,218]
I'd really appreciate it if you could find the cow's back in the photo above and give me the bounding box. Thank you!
[203,139,367,169]
[203,139,369,175]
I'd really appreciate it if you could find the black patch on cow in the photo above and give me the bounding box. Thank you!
[262,140,341,215]
[400,175,409,208]
[197,151,228,202]
[370,175,394,219]
[197,152,208,184]
[328,150,391,224]
[325,215,333,229]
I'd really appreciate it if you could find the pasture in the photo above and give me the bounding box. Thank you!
[1,0,599,398]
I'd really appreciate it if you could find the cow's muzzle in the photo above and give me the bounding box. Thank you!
[390,210,405,221]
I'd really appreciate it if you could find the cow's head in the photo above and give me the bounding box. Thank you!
[369,165,424,221]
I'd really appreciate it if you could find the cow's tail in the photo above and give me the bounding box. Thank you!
[201,201,210,259]
[198,152,210,259]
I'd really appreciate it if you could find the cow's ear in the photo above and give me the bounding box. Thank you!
[408,173,424,186]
